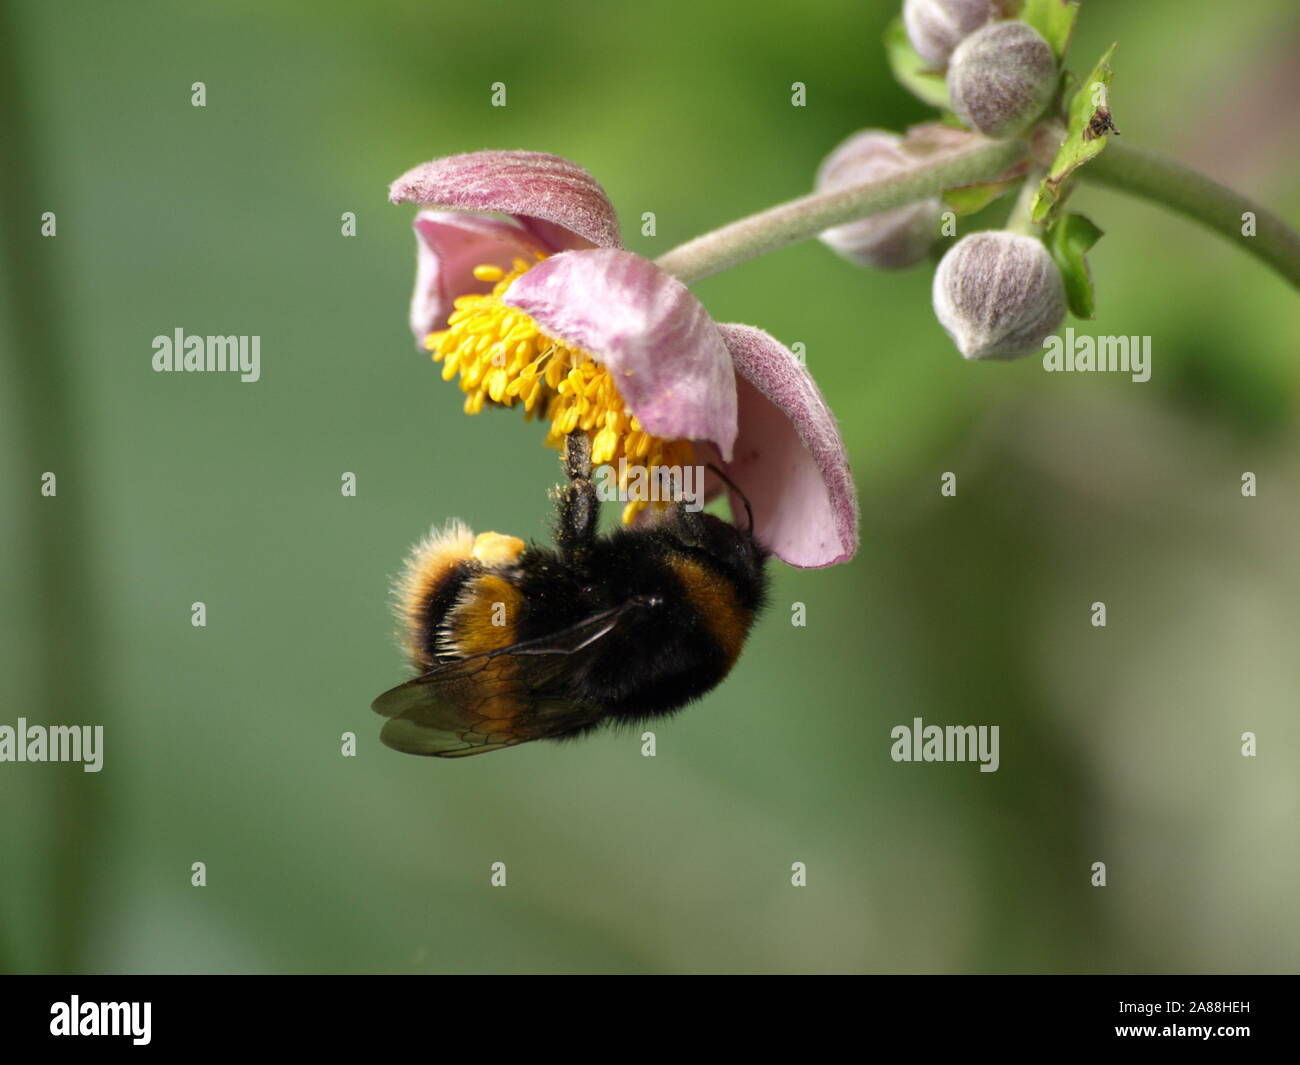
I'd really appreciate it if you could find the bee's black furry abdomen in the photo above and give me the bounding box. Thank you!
[376,434,769,757]
[509,513,769,734]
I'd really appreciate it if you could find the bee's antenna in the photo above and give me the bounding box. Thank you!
[706,463,754,535]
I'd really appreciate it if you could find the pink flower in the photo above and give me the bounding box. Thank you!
[390,150,858,568]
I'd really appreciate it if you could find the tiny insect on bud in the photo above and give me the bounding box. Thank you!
[902,0,993,69]
[947,21,1058,139]
[816,130,942,270]
[932,230,1065,360]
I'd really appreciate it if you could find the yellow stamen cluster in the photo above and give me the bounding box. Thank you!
[425,257,695,522]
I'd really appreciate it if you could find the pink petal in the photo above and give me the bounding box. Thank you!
[409,212,548,341]
[389,150,623,253]
[716,324,858,568]
[503,249,738,460]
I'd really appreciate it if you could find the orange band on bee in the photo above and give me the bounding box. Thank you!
[447,573,526,657]
[395,520,478,671]
[666,555,753,668]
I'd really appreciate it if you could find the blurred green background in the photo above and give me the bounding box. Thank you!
[2,0,1297,974]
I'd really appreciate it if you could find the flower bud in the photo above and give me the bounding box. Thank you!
[932,230,1065,360]
[816,130,942,270]
[902,0,993,69]
[948,21,1057,139]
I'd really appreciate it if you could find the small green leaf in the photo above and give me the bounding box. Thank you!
[884,16,950,111]
[1046,212,1103,318]
[942,177,1021,216]
[1019,0,1081,61]
[1031,42,1119,223]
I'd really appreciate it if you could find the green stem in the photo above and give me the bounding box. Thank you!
[1082,140,1300,289]
[657,130,1300,292]
[1004,168,1047,237]
[0,0,106,972]
[655,137,1026,284]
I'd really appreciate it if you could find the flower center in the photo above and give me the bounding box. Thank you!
[425,257,695,523]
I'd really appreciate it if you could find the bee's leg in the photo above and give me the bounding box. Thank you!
[556,431,598,560]
[563,427,593,482]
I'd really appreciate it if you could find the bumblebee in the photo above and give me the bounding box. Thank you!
[372,433,769,757]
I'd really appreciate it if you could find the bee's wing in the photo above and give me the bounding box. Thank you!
[371,600,647,758]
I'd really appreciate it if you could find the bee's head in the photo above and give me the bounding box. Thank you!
[702,508,766,568]
[664,509,766,616]
[668,463,769,605]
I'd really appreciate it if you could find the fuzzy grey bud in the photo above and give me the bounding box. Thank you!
[932,230,1065,360]
[902,0,992,69]
[816,130,942,270]
[948,21,1057,138]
